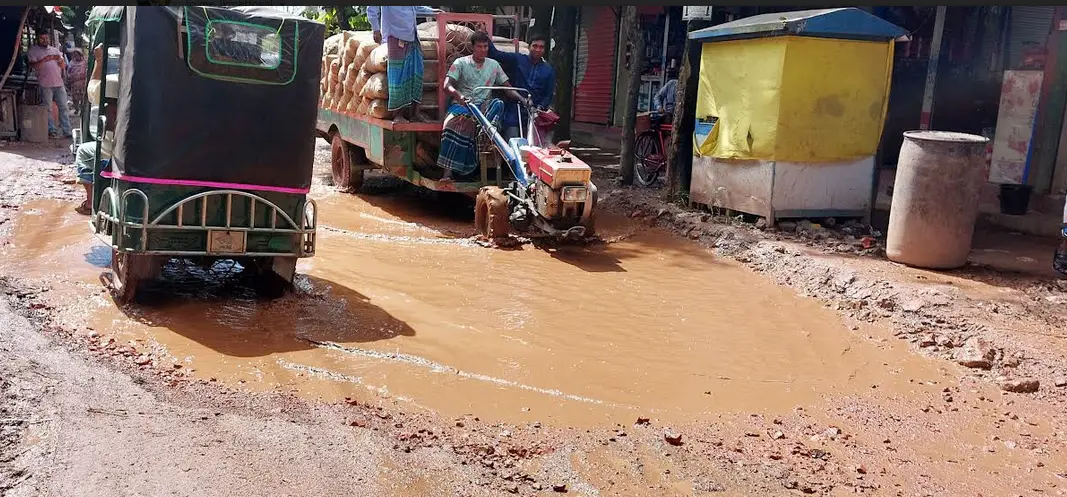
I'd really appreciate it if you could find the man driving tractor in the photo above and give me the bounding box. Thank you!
[437,31,528,180]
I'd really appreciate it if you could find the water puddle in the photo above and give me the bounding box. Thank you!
[1,196,946,426]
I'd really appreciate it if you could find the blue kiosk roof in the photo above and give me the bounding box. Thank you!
[689,8,908,43]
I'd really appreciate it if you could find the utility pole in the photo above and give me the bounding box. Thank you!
[550,6,577,141]
[919,6,946,130]
[619,6,643,186]
[666,18,713,201]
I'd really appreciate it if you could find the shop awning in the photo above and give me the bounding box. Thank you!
[689,8,908,43]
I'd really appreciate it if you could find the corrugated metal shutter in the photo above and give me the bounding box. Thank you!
[1008,6,1054,70]
[573,6,617,124]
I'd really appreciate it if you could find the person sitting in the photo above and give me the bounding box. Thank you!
[73,44,117,216]
[437,31,528,180]
[654,70,679,115]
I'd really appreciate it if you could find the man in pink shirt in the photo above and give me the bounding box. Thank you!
[27,31,71,139]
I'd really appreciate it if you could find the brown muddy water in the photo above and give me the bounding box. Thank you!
[0,193,948,427]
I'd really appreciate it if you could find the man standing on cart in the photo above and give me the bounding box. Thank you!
[438,31,528,180]
[368,6,441,123]
[487,33,555,141]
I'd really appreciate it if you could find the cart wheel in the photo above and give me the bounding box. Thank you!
[252,256,297,298]
[109,250,153,304]
[349,144,368,193]
[331,133,363,193]
[475,186,511,240]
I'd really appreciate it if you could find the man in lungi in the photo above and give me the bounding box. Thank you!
[438,31,529,180]
[368,6,441,123]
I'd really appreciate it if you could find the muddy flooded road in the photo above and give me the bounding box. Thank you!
[5,143,1067,496]
[2,190,943,428]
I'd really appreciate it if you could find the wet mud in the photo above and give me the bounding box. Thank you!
[4,141,1067,495]
[2,194,941,427]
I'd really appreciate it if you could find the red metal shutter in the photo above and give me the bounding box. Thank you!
[573,6,618,124]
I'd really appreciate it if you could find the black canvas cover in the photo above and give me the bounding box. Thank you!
[112,7,324,190]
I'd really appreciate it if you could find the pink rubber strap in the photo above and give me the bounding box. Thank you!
[99,170,311,194]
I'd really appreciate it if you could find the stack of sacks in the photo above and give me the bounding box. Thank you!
[320,32,344,105]
[322,23,500,123]
[319,31,376,114]
[340,32,377,114]
[356,44,390,119]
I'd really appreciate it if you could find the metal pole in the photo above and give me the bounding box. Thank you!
[920,6,947,130]
[660,10,670,86]
[619,6,642,185]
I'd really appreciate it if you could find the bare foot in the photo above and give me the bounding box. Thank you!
[392,115,409,124]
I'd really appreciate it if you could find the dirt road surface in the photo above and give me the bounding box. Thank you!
[2,139,1067,496]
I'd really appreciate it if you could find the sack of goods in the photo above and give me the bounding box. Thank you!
[320,22,491,120]
[363,45,388,73]
[360,72,389,100]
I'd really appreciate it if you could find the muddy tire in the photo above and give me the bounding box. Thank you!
[251,256,297,298]
[475,186,511,240]
[331,133,365,193]
[109,251,156,304]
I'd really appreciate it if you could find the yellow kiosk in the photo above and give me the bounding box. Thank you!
[689,8,906,221]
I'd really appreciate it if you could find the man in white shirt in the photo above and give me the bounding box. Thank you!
[73,44,117,215]
[367,6,440,122]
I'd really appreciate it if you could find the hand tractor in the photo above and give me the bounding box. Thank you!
[467,87,598,242]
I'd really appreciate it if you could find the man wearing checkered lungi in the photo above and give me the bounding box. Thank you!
[368,6,441,123]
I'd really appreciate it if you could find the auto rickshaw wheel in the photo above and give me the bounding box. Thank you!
[109,250,155,304]
[475,186,511,240]
[250,256,297,298]
[331,133,364,193]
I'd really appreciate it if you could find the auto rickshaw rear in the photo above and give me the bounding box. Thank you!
[83,6,325,302]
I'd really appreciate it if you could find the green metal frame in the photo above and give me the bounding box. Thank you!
[85,7,318,260]
[93,180,316,258]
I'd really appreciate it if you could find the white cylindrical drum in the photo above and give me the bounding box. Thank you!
[886,131,990,269]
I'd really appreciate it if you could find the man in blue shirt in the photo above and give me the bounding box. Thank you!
[487,33,555,141]
[654,70,679,115]
[368,6,441,122]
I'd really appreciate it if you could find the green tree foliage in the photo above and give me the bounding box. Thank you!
[60,6,90,46]
[301,6,370,37]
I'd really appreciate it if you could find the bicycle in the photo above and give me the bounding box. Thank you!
[633,111,673,187]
